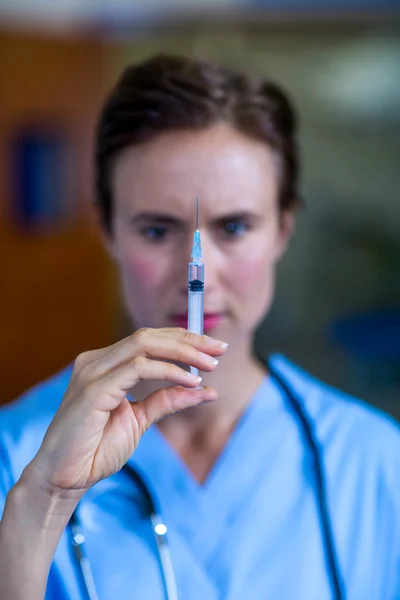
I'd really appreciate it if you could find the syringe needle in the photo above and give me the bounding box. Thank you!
[196,196,199,231]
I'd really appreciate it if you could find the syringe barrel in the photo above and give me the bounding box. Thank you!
[188,261,204,336]
[188,289,204,335]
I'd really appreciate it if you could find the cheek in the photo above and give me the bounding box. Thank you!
[232,258,273,295]
[121,253,165,291]
[227,224,283,299]
[228,245,275,294]
[224,242,277,325]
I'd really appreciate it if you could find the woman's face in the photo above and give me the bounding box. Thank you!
[108,122,294,345]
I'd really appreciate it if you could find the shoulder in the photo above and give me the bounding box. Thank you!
[269,354,400,567]
[0,365,73,490]
[269,354,400,479]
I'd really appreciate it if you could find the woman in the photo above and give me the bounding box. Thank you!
[0,54,399,600]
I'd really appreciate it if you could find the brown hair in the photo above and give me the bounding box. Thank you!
[95,54,301,231]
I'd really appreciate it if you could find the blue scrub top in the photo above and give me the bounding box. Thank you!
[1,354,400,599]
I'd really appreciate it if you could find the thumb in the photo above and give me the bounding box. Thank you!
[132,385,217,434]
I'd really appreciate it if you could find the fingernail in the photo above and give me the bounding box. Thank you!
[199,352,219,365]
[203,336,229,349]
[187,372,203,384]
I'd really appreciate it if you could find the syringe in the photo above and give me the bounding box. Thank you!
[188,196,204,378]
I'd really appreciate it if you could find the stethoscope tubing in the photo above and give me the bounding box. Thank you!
[70,466,178,600]
[267,362,345,600]
[69,363,345,600]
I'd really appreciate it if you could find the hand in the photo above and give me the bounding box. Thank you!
[30,328,227,494]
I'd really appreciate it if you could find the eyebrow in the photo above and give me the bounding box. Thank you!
[129,213,183,226]
[212,211,259,225]
[129,210,259,227]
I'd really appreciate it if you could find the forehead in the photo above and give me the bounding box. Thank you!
[112,123,279,216]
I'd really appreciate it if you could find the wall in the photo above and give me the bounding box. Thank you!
[0,32,116,403]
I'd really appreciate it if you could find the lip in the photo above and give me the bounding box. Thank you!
[203,313,225,332]
[170,312,225,331]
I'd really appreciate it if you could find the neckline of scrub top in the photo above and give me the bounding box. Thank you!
[127,373,284,565]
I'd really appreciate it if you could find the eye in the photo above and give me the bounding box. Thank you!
[222,220,250,238]
[140,225,169,241]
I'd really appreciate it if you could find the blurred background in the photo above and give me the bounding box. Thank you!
[0,0,399,418]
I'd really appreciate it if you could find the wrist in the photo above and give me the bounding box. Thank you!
[17,461,83,531]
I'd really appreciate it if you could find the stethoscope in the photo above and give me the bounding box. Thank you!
[68,361,346,600]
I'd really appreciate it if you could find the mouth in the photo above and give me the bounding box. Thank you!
[170,312,225,332]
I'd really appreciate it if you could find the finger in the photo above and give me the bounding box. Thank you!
[132,335,223,372]
[85,329,228,381]
[99,328,227,365]
[73,328,228,375]
[153,329,229,365]
[81,356,206,413]
[128,356,204,387]
[132,329,228,363]
[155,328,228,352]
[72,336,134,372]
[132,385,218,435]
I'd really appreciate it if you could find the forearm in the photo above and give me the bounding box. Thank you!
[0,465,82,600]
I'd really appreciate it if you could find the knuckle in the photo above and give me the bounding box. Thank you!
[163,386,176,414]
[183,330,194,343]
[131,355,147,373]
[74,361,93,388]
[166,362,180,378]
[134,327,152,346]
[73,352,90,373]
